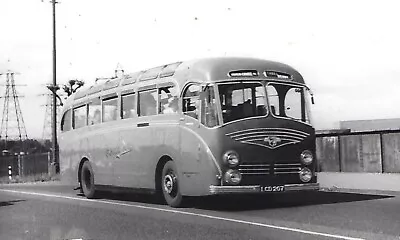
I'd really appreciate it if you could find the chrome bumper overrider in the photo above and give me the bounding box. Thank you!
[209,183,319,194]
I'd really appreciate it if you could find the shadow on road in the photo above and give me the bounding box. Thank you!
[0,199,25,208]
[77,191,163,205]
[192,191,394,211]
[77,189,394,211]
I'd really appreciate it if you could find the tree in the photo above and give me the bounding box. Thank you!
[63,79,84,96]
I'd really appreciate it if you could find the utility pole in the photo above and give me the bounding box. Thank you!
[41,93,62,140]
[51,0,58,174]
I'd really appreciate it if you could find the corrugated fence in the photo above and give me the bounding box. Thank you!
[316,130,400,173]
[0,152,51,178]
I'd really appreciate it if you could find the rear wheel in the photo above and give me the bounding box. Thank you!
[161,161,185,207]
[80,161,96,199]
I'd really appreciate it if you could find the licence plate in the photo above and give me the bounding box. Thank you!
[260,186,285,192]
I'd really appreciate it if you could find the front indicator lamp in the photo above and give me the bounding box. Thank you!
[224,169,242,185]
[299,167,312,182]
[300,150,313,165]
[222,150,240,167]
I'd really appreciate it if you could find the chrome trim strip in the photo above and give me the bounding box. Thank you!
[239,168,270,171]
[226,128,310,137]
[240,164,271,167]
[274,163,301,166]
[243,138,301,143]
[241,172,270,175]
[284,183,320,191]
[226,128,310,149]
[230,131,309,139]
[241,141,299,149]
[234,135,305,142]
[209,183,319,194]
[274,167,302,170]
[209,185,261,194]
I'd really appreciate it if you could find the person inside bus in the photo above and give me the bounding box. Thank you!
[91,109,101,125]
[242,99,253,117]
[220,88,235,122]
[163,96,178,114]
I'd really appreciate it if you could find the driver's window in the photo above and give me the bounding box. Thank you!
[182,84,200,119]
[201,86,219,127]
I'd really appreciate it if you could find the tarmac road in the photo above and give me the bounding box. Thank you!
[0,182,399,240]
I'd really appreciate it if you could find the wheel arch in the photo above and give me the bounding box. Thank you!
[78,157,89,183]
[155,155,173,193]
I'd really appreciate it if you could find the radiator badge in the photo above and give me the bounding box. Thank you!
[264,136,282,147]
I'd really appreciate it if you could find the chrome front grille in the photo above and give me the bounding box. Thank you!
[274,163,302,174]
[226,128,309,149]
[238,163,301,175]
[239,163,270,175]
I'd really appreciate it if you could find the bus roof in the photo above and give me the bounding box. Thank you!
[175,57,304,85]
[66,57,305,106]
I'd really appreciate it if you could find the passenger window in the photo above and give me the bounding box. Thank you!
[159,85,178,114]
[61,109,72,131]
[121,93,136,119]
[102,97,118,122]
[138,90,157,116]
[73,105,87,129]
[183,84,200,119]
[88,98,101,125]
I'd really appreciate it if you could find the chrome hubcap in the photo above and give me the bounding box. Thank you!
[163,173,176,195]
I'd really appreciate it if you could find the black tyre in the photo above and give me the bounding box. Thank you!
[161,161,185,207]
[80,161,96,199]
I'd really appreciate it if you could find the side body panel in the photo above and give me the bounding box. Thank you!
[178,115,221,196]
[113,115,180,189]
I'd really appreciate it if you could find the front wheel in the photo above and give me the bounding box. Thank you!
[80,161,96,199]
[161,161,185,207]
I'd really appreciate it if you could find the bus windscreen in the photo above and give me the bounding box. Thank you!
[218,82,268,124]
[266,83,311,123]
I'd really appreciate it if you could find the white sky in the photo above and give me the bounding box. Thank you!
[0,0,399,138]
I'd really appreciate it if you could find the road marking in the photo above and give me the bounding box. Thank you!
[0,189,364,240]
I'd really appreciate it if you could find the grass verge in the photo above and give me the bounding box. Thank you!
[0,173,60,184]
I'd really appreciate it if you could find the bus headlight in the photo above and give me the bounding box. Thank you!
[222,150,240,167]
[224,169,242,185]
[300,150,313,165]
[299,167,312,182]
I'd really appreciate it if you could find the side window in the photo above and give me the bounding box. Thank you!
[61,109,72,131]
[121,93,136,119]
[138,90,157,116]
[201,86,219,127]
[88,98,101,125]
[73,105,87,129]
[102,97,118,122]
[183,84,200,119]
[159,85,179,114]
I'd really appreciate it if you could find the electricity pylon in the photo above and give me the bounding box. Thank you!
[0,71,28,153]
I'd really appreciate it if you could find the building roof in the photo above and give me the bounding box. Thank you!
[340,118,400,132]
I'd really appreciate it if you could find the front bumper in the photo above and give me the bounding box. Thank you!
[209,183,319,194]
